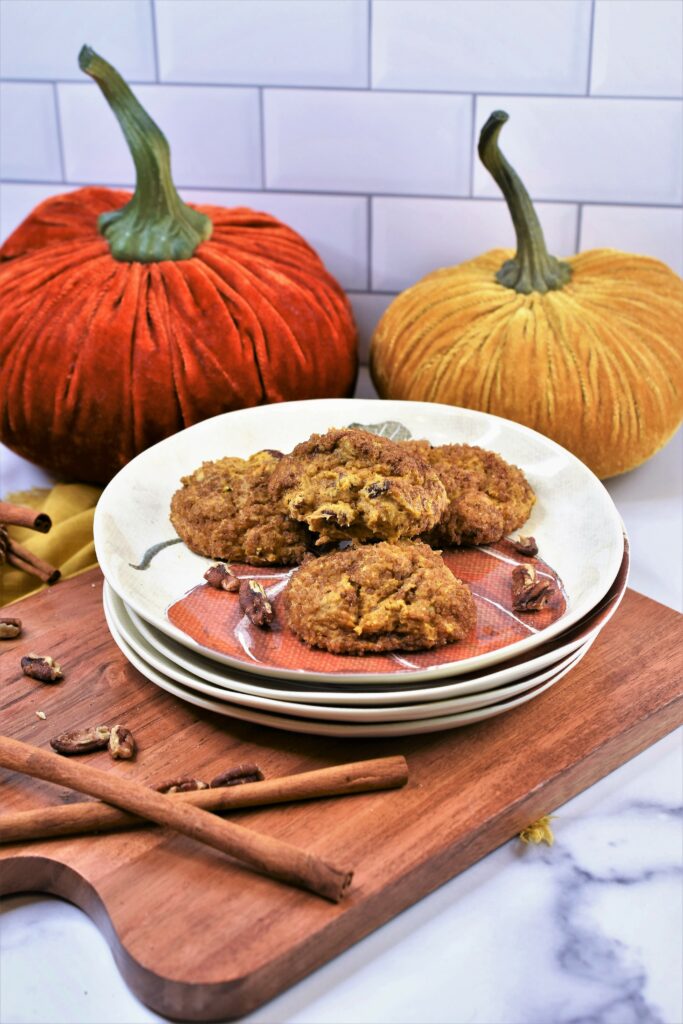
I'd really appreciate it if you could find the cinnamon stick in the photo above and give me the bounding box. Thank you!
[0,735,353,902]
[0,501,51,533]
[0,756,408,843]
[5,541,60,585]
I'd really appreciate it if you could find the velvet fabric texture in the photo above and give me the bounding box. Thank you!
[0,187,358,484]
[370,248,683,479]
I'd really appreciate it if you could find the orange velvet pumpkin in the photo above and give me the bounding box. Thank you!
[0,49,357,484]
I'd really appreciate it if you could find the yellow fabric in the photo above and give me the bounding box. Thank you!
[0,483,101,606]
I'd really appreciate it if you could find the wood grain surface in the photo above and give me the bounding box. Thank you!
[1,569,681,1022]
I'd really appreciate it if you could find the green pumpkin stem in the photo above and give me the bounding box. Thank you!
[78,46,212,262]
[478,111,571,294]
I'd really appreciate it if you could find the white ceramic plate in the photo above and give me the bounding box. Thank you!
[117,535,627,707]
[95,399,624,685]
[104,584,593,723]
[104,591,590,738]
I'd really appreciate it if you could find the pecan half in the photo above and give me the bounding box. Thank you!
[204,564,240,592]
[21,654,63,683]
[366,480,390,498]
[512,535,539,557]
[511,564,553,612]
[108,724,136,760]
[210,763,264,788]
[0,617,22,640]
[50,725,111,756]
[239,580,274,627]
[155,777,209,793]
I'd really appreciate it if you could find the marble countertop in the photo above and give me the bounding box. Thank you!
[1,421,682,1024]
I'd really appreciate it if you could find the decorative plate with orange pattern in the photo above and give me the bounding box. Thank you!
[95,399,624,685]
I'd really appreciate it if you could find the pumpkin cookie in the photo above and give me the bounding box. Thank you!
[269,428,447,546]
[284,540,476,654]
[407,442,535,546]
[170,450,309,565]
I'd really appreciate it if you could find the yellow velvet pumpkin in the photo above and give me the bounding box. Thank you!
[370,111,683,479]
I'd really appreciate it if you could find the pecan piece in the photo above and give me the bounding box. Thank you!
[0,617,22,640]
[155,777,209,793]
[108,724,136,760]
[511,564,553,612]
[319,507,351,526]
[210,763,264,788]
[239,580,274,627]
[204,564,240,592]
[21,654,63,683]
[50,725,111,756]
[511,535,539,557]
[366,480,390,498]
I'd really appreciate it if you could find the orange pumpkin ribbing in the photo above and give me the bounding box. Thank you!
[0,188,357,483]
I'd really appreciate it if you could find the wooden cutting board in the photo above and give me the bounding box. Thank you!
[1,569,681,1021]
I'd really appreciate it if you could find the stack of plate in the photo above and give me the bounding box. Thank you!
[95,399,628,739]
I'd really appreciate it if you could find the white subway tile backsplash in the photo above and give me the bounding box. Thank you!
[348,292,396,361]
[372,0,591,95]
[156,0,368,87]
[591,1,683,98]
[372,197,578,293]
[0,183,76,242]
[180,189,368,290]
[473,97,683,205]
[0,0,156,81]
[354,364,379,399]
[1,0,680,364]
[0,83,61,181]
[264,90,471,195]
[580,205,683,275]
[58,84,261,188]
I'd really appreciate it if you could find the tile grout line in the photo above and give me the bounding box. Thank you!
[585,0,597,96]
[51,83,67,182]
[367,196,373,291]
[149,0,161,83]
[347,289,398,298]
[258,88,266,189]
[366,0,373,89]
[1,178,680,211]
[468,94,477,197]
[2,77,682,102]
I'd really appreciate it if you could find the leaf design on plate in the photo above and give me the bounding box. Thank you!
[129,537,183,570]
[348,420,412,441]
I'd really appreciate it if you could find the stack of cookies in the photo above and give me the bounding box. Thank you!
[170,427,536,656]
[98,400,627,738]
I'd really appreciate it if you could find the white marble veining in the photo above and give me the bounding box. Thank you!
[1,425,682,1024]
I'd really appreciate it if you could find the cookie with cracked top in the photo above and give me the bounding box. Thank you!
[269,428,447,546]
[170,450,308,565]
[404,441,535,547]
[284,540,476,654]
